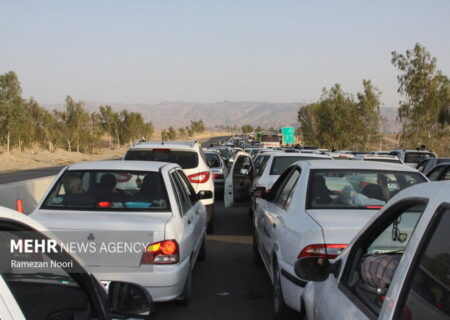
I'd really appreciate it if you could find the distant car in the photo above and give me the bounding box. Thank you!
[416,157,450,173]
[225,159,427,318]
[209,146,235,167]
[327,152,355,160]
[355,154,404,164]
[124,141,215,233]
[296,181,449,320]
[389,149,436,168]
[0,206,155,319]
[426,163,450,181]
[204,150,228,195]
[31,160,209,304]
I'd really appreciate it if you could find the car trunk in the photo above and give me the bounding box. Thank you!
[31,209,172,268]
[306,209,378,244]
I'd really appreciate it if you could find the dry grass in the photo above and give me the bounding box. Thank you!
[0,131,233,172]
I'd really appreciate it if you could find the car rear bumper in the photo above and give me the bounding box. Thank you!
[278,258,305,312]
[89,257,190,302]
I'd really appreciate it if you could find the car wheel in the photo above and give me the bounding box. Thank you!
[273,261,296,320]
[253,232,262,266]
[198,237,207,261]
[179,265,193,305]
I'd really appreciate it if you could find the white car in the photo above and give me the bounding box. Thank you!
[204,149,228,195]
[244,152,332,215]
[30,160,209,304]
[296,181,450,320]
[225,158,427,319]
[0,206,155,319]
[389,149,437,168]
[124,141,216,233]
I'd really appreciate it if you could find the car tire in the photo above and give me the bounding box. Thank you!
[198,237,207,262]
[253,232,262,266]
[179,265,193,306]
[273,261,296,320]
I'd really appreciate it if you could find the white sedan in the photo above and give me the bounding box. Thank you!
[0,206,155,320]
[30,160,209,304]
[225,157,427,319]
[296,181,450,320]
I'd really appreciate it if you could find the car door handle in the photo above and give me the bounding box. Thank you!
[272,223,276,228]
[187,220,191,225]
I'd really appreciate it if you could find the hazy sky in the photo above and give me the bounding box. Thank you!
[1,0,449,107]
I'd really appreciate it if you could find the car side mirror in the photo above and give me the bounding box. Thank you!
[252,187,266,198]
[294,257,333,282]
[108,281,154,319]
[198,190,213,200]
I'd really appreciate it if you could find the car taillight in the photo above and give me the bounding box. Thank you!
[188,171,210,183]
[299,244,348,259]
[213,173,223,179]
[141,240,179,265]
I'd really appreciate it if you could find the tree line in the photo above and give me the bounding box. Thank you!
[161,120,206,141]
[0,72,154,153]
[297,43,450,154]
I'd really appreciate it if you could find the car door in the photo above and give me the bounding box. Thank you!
[313,199,427,320]
[224,152,254,208]
[384,204,450,320]
[170,170,199,261]
[256,167,298,270]
[427,165,448,181]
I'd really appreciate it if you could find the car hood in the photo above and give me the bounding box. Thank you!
[306,209,379,244]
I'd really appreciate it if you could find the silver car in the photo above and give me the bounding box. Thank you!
[204,150,228,194]
[296,181,449,320]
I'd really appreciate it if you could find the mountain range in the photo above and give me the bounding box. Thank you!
[44,101,401,133]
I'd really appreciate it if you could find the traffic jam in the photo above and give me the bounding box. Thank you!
[0,131,448,320]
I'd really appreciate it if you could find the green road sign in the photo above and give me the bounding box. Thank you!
[282,127,295,144]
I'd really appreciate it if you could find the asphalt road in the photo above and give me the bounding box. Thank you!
[0,135,232,184]
[154,200,273,320]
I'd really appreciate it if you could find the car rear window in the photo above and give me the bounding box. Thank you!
[405,152,436,164]
[205,153,221,168]
[42,170,170,211]
[125,149,199,169]
[270,156,329,175]
[308,169,427,209]
[215,149,232,160]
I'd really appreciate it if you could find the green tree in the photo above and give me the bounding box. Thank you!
[392,43,450,152]
[241,124,253,134]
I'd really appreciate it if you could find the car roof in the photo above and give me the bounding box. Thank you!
[269,152,331,158]
[298,159,418,171]
[128,141,199,150]
[393,149,435,153]
[66,160,178,172]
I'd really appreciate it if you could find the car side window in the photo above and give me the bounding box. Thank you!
[171,172,193,214]
[428,166,447,181]
[397,207,450,319]
[233,155,253,176]
[442,167,450,181]
[342,201,427,317]
[176,170,198,203]
[274,169,301,209]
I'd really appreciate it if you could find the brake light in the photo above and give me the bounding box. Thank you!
[299,244,348,259]
[141,240,179,265]
[188,171,210,183]
[97,201,112,208]
[366,205,383,209]
[213,173,223,179]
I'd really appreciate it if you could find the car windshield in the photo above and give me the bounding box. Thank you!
[125,149,198,169]
[205,153,221,168]
[42,170,170,211]
[405,152,436,164]
[308,169,427,209]
[270,156,329,175]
